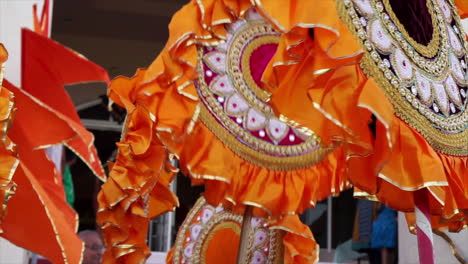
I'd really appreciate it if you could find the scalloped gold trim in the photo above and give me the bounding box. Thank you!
[199,106,334,170]
[239,35,278,101]
[200,221,241,263]
[227,20,278,111]
[361,54,468,155]
[338,0,468,156]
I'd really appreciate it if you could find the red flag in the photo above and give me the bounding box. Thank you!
[20,28,110,180]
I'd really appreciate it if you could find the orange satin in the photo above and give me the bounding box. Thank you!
[97,0,363,263]
[455,0,468,18]
[204,229,240,264]
[0,16,109,262]
[21,28,109,180]
[2,80,86,264]
[0,44,18,233]
[267,1,467,229]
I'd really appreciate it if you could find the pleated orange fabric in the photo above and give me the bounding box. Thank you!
[269,0,467,229]
[0,44,18,233]
[97,1,365,263]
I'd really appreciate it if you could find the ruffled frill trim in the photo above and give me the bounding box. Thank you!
[0,44,18,233]
[171,119,348,217]
[297,58,467,228]
[97,99,179,263]
[271,215,320,264]
[258,0,362,92]
[346,75,468,226]
[259,0,468,230]
[100,1,363,263]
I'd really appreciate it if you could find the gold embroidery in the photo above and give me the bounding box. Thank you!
[361,54,468,155]
[227,20,279,111]
[200,106,334,170]
[200,221,241,263]
[338,0,468,156]
[197,16,333,169]
[239,36,279,101]
[172,197,280,264]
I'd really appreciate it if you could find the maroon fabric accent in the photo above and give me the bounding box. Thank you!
[389,0,433,46]
[249,43,278,87]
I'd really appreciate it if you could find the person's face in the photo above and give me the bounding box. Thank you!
[82,234,103,264]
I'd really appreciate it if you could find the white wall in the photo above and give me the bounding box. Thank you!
[0,0,51,86]
[398,213,468,264]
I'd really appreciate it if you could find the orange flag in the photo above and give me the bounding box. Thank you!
[3,80,83,264]
[0,1,109,262]
[20,28,109,180]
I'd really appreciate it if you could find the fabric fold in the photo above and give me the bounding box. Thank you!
[98,1,365,263]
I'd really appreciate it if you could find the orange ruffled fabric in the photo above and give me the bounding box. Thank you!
[97,0,364,263]
[97,90,179,263]
[0,44,18,232]
[267,0,467,228]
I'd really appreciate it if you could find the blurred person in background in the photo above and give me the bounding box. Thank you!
[78,230,103,264]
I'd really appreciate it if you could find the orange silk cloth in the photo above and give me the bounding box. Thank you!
[267,0,467,230]
[97,0,364,264]
[2,80,84,264]
[0,26,109,263]
[20,28,109,180]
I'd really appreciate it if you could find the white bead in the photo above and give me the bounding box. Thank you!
[360,17,367,27]
[289,134,295,142]
[383,59,391,68]
[450,103,456,113]
[236,117,243,124]
[433,103,439,113]
[411,86,417,95]
[205,70,213,77]
[217,97,224,103]
[259,130,265,137]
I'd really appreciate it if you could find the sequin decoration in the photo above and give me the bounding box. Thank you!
[197,8,327,170]
[341,0,468,155]
[172,197,280,264]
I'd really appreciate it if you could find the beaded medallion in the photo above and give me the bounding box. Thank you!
[340,0,468,155]
[197,8,330,170]
[172,197,281,264]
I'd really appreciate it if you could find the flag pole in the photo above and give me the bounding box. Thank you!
[414,189,435,264]
[236,205,254,264]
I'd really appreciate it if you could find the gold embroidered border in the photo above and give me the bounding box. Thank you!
[200,105,334,170]
[200,221,241,263]
[338,0,468,156]
[227,20,278,112]
[375,0,450,76]
[239,35,279,101]
[172,197,206,264]
[361,54,468,155]
[198,39,331,169]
